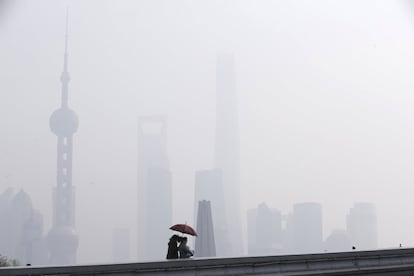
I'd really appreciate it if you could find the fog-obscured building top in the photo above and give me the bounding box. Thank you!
[194,169,230,256]
[195,200,216,258]
[289,202,323,254]
[324,229,351,252]
[0,189,48,265]
[247,203,282,256]
[346,202,377,250]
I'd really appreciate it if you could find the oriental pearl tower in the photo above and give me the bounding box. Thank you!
[47,13,79,265]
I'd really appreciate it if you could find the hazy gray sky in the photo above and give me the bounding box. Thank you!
[2,0,414,263]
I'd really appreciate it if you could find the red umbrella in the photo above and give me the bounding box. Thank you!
[169,224,197,236]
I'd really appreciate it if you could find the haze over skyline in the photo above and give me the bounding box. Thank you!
[2,0,414,263]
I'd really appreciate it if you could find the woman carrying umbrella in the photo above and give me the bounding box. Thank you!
[168,224,197,259]
[178,237,193,258]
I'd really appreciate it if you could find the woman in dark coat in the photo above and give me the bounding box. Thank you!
[166,235,181,259]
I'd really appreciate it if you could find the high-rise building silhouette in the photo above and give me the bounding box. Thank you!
[346,202,377,250]
[112,228,130,263]
[214,54,243,256]
[137,116,172,260]
[324,229,351,252]
[289,203,323,254]
[0,189,48,265]
[194,169,230,256]
[195,200,216,257]
[247,203,282,256]
[47,13,79,265]
[0,188,21,261]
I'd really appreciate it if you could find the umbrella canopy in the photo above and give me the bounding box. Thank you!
[169,224,197,236]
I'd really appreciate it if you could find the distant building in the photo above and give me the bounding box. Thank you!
[112,228,130,263]
[346,202,377,250]
[324,229,351,252]
[214,53,243,256]
[247,203,282,256]
[0,189,47,265]
[0,188,14,257]
[9,189,33,263]
[194,169,230,256]
[195,200,216,257]
[289,203,323,254]
[20,209,48,265]
[137,116,172,260]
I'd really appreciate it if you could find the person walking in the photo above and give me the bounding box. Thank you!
[178,237,194,259]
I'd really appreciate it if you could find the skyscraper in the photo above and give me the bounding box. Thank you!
[47,13,79,265]
[0,189,48,265]
[137,116,172,260]
[346,202,377,250]
[247,203,282,256]
[112,228,130,263]
[195,200,216,258]
[194,169,230,256]
[324,229,351,252]
[214,53,243,256]
[290,203,323,254]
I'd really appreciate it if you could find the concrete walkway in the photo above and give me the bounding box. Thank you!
[2,248,414,275]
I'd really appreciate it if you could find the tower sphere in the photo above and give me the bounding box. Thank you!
[49,107,79,136]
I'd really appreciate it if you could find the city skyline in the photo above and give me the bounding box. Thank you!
[247,201,378,255]
[2,0,414,263]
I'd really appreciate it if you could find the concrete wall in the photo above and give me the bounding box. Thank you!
[2,248,414,275]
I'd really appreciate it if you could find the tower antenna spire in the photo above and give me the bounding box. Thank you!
[64,7,69,73]
[61,7,70,108]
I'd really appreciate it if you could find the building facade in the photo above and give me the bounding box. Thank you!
[214,54,243,256]
[0,189,47,265]
[346,202,377,250]
[112,228,131,263]
[289,202,323,254]
[137,116,172,260]
[194,169,230,256]
[195,200,216,257]
[247,203,282,256]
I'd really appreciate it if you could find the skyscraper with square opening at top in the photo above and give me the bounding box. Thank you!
[137,116,172,260]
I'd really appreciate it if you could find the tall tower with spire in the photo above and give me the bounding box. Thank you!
[47,11,79,265]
